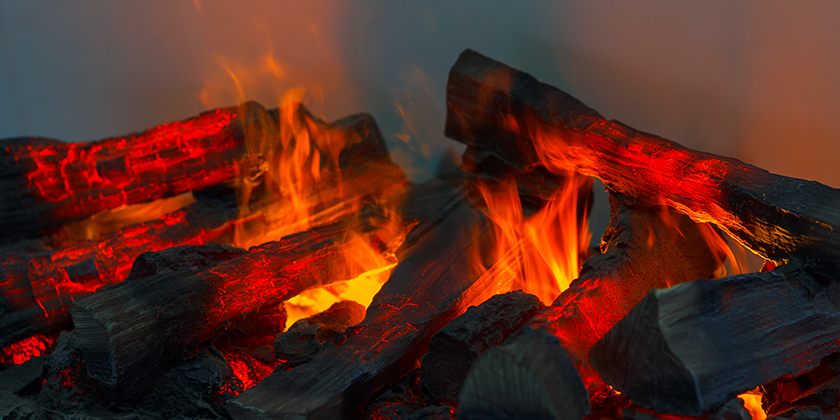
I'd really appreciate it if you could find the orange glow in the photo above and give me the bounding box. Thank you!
[739,389,767,420]
[53,192,196,246]
[473,174,591,305]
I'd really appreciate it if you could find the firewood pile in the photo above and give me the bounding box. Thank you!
[1,49,839,420]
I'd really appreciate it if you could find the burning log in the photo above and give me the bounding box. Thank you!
[72,212,398,390]
[458,192,723,419]
[590,262,840,417]
[444,48,840,274]
[0,194,238,349]
[0,103,264,243]
[0,108,398,351]
[230,195,495,420]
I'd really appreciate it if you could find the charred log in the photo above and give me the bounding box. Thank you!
[763,353,840,418]
[444,48,840,274]
[72,214,397,390]
[230,195,495,420]
[0,194,238,349]
[458,327,589,420]
[590,263,840,416]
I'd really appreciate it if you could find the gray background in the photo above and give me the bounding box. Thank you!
[1,1,839,187]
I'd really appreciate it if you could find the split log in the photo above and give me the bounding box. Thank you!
[72,213,397,389]
[458,192,723,417]
[459,327,590,420]
[0,103,262,243]
[229,195,495,420]
[590,262,840,416]
[445,48,840,274]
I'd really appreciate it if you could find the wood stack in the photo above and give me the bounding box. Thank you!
[2,48,840,420]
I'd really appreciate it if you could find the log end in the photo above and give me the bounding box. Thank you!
[590,291,703,416]
[70,301,117,385]
[458,328,590,420]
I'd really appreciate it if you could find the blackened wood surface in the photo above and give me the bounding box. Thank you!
[445,48,840,274]
[229,197,494,420]
[590,263,840,416]
[419,290,544,406]
[0,109,399,351]
[459,327,590,420]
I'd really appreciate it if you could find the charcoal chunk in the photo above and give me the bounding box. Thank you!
[273,300,365,368]
[420,290,544,405]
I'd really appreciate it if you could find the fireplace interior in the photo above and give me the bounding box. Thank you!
[1,48,839,420]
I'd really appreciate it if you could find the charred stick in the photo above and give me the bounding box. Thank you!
[445,48,840,273]
[590,263,840,416]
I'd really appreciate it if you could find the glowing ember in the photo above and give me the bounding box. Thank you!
[1,334,56,365]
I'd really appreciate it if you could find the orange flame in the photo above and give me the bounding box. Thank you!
[473,174,592,305]
[199,52,408,332]
[739,389,767,420]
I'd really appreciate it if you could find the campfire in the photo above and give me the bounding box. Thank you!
[1,49,838,420]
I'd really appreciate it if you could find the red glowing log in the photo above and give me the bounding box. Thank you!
[445,48,840,274]
[230,191,495,420]
[0,103,265,243]
[590,262,840,417]
[0,196,237,349]
[458,193,723,418]
[72,210,402,389]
